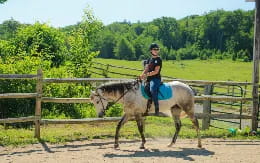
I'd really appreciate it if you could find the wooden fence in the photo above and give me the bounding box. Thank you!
[0,69,256,139]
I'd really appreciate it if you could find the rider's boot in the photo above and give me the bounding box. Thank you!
[155,106,159,116]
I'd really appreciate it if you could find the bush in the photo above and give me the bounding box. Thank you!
[105,103,123,117]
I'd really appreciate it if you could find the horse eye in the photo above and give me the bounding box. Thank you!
[96,100,100,104]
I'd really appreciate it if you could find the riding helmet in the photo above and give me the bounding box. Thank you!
[149,43,159,50]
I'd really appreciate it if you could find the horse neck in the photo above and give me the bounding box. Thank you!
[103,82,140,103]
[103,88,125,103]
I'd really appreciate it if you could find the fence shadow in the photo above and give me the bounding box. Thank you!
[104,147,214,161]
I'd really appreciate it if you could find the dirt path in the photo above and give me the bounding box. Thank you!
[1,138,260,163]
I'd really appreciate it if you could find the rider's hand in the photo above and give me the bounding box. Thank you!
[140,74,147,80]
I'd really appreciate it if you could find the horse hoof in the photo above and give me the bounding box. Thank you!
[140,146,145,149]
[114,144,119,149]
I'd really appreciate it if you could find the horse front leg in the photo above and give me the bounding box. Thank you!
[135,114,146,149]
[168,107,182,147]
[115,114,128,149]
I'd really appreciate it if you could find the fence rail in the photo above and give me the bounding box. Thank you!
[0,74,38,79]
[0,68,258,139]
[42,97,91,103]
[43,78,133,83]
[0,93,38,99]
[0,116,37,123]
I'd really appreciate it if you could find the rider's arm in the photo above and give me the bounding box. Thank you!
[147,66,160,76]
[140,66,149,79]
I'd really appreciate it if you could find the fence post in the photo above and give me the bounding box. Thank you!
[103,64,109,78]
[252,0,260,132]
[35,69,43,139]
[202,84,213,130]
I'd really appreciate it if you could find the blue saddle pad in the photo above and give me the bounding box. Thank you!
[141,83,173,100]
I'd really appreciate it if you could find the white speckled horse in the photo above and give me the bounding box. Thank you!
[90,79,202,149]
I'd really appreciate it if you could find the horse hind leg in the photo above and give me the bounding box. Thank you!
[114,114,129,149]
[135,114,146,149]
[168,105,182,147]
[187,111,202,148]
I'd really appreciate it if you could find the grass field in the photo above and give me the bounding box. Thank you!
[93,58,253,82]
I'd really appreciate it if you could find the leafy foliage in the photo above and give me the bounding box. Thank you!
[93,9,254,61]
[11,23,67,67]
[0,8,101,120]
[0,0,7,4]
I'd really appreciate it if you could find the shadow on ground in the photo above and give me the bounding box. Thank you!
[104,148,214,161]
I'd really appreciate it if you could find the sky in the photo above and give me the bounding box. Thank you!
[0,0,256,27]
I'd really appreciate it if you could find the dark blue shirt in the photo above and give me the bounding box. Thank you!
[147,57,162,81]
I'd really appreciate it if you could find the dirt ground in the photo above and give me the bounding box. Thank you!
[1,138,260,163]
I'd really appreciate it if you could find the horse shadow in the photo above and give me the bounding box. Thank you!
[104,147,214,161]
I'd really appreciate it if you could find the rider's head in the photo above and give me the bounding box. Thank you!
[149,43,160,56]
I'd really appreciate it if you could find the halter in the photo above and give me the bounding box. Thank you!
[95,78,141,115]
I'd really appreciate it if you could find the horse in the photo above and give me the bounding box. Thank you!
[90,79,202,149]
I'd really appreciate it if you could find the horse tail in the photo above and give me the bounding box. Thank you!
[189,86,197,96]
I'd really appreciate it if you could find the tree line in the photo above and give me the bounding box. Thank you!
[86,9,254,61]
[0,9,255,67]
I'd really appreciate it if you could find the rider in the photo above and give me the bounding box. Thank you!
[140,43,162,116]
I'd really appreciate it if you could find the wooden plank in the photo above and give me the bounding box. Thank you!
[164,79,252,86]
[42,97,91,103]
[92,62,143,71]
[194,95,252,102]
[195,113,252,119]
[41,96,251,104]
[88,70,106,76]
[252,0,260,131]
[0,116,37,123]
[42,77,253,86]
[0,74,38,79]
[41,117,122,124]
[43,78,134,83]
[0,93,37,99]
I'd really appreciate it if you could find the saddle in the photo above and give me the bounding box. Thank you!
[141,82,173,100]
[141,82,173,116]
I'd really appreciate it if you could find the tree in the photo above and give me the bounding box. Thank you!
[152,17,181,50]
[0,0,7,4]
[114,37,136,60]
[96,30,117,58]
[0,19,22,40]
[66,8,102,77]
[12,22,67,67]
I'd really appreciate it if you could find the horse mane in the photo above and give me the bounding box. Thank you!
[97,80,136,94]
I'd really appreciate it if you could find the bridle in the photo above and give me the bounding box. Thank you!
[94,78,141,115]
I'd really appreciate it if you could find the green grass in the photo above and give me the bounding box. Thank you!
[1,117,259,147]
[93,58,253,82]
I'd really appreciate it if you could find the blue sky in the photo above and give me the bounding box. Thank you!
[0,0,255,27]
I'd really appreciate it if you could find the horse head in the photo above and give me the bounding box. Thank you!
[90,89,108,118]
